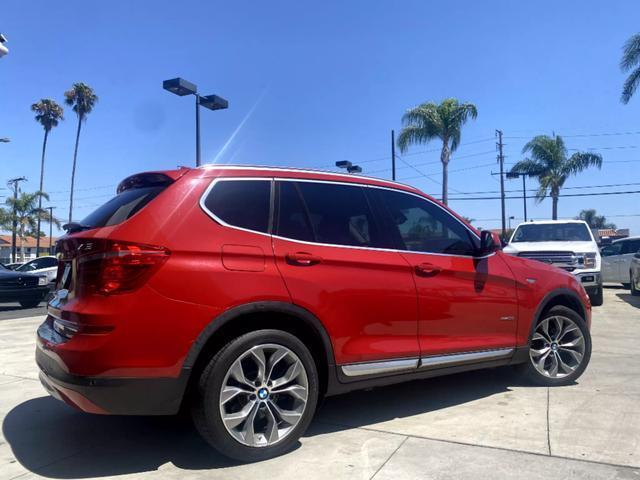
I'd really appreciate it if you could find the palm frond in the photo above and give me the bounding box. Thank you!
[64,82,98,119]
[621,33,640,71]
[621,67,640,104]
[508,158,547,176]
[562,152,602,175]
[397,125,440,153]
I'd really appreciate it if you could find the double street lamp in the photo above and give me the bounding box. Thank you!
[163,78,228,167]
[335,160,362,174]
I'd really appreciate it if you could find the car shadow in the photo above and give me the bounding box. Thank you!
[3,366,522,477]
[615,292,640,309]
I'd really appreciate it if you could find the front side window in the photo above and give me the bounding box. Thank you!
[204,179,271,233]
[622,239,640,254]
[276,181,381,248]
[376,189,478,255]
[601,243,622,257]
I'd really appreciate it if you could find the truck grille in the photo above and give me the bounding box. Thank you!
[518,251,579,271]
[0,276,39,288]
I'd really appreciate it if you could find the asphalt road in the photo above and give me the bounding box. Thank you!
[0,302,47,321]
[0,287,638,479]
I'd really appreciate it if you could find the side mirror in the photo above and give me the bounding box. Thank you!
[478,230,500,256]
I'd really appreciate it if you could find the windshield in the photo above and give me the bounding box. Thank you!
[511,223,592,243]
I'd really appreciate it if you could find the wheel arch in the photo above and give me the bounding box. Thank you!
[527,288,587,343]
[182,301,336,400]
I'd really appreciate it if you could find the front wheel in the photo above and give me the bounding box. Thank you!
[589,286,603,307]
[518,305,592,386]
[192,329,319,462]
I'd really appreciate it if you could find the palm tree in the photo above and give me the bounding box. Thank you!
[31,98,63,257]
[3,191,59,261]
[576,209,616,230]
[64,82,98,223]
[397,98,478,205]
[620,33,640,104]
[509,135,602,220]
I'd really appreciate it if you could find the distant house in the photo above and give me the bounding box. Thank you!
[0,235,58,264]
[595,228,629,245]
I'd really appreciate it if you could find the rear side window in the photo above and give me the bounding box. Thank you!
[204,179,271,233]
[622,239,640,254]
[276,180,381,248]
[80,185,167,228]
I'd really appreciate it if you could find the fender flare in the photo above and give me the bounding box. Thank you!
[526,287,587,344]
[183,301,336,369]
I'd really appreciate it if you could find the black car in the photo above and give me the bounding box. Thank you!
[0,264,50,308]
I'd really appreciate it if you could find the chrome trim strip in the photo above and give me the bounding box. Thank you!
[419,348,514,369]
[340,358,419,377]
[198,176,490,259]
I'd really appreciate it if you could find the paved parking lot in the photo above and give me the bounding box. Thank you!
[1,287,639,479]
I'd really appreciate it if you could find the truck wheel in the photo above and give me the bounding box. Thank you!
[632,274,640,297]
[518,305,592,386]
[19,298,42,308]
[589,287,603,307]
[191,329,319,462]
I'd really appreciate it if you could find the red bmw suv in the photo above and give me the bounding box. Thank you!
[37,165,592,461]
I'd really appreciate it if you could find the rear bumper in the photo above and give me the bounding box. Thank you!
[36,320,189,415]
[0,285,50,302]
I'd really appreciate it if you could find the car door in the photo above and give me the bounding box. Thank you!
[601,243,623,283]
[271,179,419,367]
[369,187,518,358]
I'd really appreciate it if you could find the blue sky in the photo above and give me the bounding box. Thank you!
[1,0,639,235]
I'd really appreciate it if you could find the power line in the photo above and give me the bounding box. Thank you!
[448,190,640,201]
[505,130,640,139]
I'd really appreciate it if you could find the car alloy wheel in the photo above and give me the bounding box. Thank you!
[219,343,309,448]
[529,315,586,378]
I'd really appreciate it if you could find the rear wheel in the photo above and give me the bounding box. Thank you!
[518,305,591,386]
[191,329,319,462]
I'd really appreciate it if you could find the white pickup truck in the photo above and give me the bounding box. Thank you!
[503,220,603,306]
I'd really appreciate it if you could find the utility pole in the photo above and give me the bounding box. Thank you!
[496,130,506,239]
[391,130,396,181]
[522,175,527,222]
[7,177,26,263]
[47,206,56,255]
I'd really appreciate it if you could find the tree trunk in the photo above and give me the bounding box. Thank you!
[440,140,450,205]
[36,129,48,258]
[551,188,559,220]
[69,117,83,224]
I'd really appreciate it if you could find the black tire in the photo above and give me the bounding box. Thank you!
[191,329,319,462]
[622,283,631,290]
[517,305,592,387]
[589,287,604,307]
[19,298,42,308]
[631,274,640,296]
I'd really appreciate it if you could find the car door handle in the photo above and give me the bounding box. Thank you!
[415,263,442,277]
[285,252,322,266]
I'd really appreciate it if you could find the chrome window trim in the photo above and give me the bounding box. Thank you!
[340,348,514,377]
[199,176,493,260]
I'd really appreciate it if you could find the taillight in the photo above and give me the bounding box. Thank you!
[77,240,170,295]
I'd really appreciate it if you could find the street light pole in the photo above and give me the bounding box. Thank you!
[163,78,228,167]
[7,177,26,263]
[47,206,56,254]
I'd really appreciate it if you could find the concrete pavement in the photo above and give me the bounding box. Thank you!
[0,287,639,479]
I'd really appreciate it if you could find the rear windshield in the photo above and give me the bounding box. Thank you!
[511,223,592,243]
[80,185,166,228]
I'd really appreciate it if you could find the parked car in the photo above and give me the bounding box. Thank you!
[0,263,49,307]
[630,248,640,296]
[16,256,58,283]
[600,236,640,288]
[503,220,603,306]
[37,166,593,462]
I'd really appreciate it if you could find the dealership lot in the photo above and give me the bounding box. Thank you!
[0,287,638,480]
